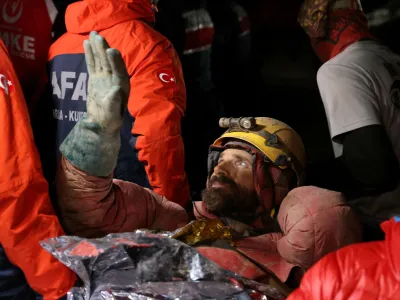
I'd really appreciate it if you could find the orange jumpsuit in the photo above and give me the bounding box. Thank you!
[0,39,75,299]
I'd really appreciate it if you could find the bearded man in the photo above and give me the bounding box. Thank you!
[55,31,362,287]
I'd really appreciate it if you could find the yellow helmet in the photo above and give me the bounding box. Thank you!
[213,117,306,185]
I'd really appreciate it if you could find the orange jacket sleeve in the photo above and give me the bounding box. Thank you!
[288,218,400,299]
[287,242,381,300]
[0,40,76,299]
[128,39,189,207]
[286,252,342,300]
[56,157,188,238]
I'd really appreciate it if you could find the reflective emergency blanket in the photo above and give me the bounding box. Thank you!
[41,230,287,300]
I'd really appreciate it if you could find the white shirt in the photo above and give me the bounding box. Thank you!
[317,40,400,161]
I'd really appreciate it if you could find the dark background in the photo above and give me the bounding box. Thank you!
[233,0,400,186]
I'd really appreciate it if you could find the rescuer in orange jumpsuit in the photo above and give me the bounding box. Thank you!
[0,38,76,299]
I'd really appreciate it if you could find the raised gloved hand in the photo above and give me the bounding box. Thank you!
[60,31,130,177]
[85,31,130,133]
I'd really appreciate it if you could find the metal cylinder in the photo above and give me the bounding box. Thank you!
[240,117,256,129]
[219,117,257,130]
[219,118,231,128]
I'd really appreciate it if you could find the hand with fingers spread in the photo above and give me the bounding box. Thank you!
[59,31,131,177]
[85,31,130,133]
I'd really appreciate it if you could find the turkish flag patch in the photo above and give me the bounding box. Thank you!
[156,69,176,84]
[0,72,14,95]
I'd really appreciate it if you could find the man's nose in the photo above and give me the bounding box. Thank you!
[213,161,231,176]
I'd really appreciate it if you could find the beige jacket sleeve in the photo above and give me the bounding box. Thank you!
[56,156,188,238]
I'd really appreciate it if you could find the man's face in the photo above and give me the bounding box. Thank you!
[202,148,258,216]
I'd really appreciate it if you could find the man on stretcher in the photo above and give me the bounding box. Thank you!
[55,31,362,287]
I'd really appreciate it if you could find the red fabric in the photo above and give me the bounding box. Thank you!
[184,27,214,53]
[288,217,400,300]
[312,9,375,62]
[197,243,294,283]
[50,0,189,206]
[0,0,54,115]
[0,40,76,299]
[66,0,155,33]
[197,247,267,281]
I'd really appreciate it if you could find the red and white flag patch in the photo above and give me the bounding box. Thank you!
[0,73,14,95]
[157,69,176,85]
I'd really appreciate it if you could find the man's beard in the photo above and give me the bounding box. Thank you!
[202,175,259,218]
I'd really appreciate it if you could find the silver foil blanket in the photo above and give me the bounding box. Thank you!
[41,230,287,300]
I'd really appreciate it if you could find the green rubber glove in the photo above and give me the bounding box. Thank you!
[60,31,130,177]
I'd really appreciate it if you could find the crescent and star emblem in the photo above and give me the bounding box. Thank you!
[0,74,13,95]
[158,72,175,83]
[2,0,23,24]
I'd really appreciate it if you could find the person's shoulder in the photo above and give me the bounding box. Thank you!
[316,46,374,86]
[322,41,396,73]
[335,240,383,263]
[117,20,171,53]
[297,240,389,299]
[49,32,86,61]
[317,41,400,89]
[106,20,174,74]
[316,59,352,88]
[310,241,384,280]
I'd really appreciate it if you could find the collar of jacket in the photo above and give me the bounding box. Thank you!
[66,0,155,34]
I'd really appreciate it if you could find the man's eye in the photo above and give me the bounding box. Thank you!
[236,160,248,167]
